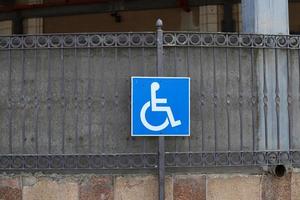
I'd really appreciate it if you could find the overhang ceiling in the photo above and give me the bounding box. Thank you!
[0,0,297,20]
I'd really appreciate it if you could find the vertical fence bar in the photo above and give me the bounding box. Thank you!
[34,48,39,154]
[238,48,243,151]
[100,48,105,154]
[8,49,12,154]
[60,48,65,154]
[21,49,25,153]
[251,48,256,151]
[47,48,52,154]
[263,49,268,150]
[74,47,79,154]
[87,48,92,153]
[212,47,217,152]
[156,19,165,200]
[287,49,292,151]
[200,46,205,152]
[225,47,230,151]
[275,48,280,150]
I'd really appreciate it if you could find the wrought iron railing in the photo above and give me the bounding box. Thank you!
[0,22,299,171]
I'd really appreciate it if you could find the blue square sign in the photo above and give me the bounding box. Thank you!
[131,77,190,136]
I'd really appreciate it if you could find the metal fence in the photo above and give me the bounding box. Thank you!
[0,22,300,171]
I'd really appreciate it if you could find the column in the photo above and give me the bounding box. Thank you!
[242,0,289,151]
[242,0,289,34]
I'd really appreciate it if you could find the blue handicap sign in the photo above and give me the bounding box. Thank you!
[131,77,190,136]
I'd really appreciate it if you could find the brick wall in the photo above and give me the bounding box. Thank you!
[1,170,300,200]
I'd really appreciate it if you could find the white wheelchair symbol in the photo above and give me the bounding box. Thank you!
[140,82,181,131]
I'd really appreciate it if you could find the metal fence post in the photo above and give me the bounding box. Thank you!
[156,19,165,200]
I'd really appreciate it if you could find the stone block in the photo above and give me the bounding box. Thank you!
[114,175,172,200]
[22,176,37,186]
[173,175,206,200]
[23,179,78,200]
[207,175,261,200]
[292,172,300,200]
[207,24,218,32]
[0,187,22,200]
[0,176,22,200]
[262,173,291,200]
[79,176,113,200]
[0,177,20,188]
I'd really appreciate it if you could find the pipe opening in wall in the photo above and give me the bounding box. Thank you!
[269,165,287,177]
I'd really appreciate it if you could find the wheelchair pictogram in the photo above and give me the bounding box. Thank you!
[140,82,181,131]
[131,77,190,136]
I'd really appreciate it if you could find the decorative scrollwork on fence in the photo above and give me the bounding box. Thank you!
[0,33,300,49]
[163,32,300,49]
[0,151,299,170]
[0,33,157,49]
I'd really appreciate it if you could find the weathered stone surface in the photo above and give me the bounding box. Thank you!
[22,176,37,186]
[114,175,172,200]
[0,177,20,188]
[262,173,291,200]
[0,177,22,200]
[23,179,78,200]
[292,172,300,200]
[0,187,22,200]
[174,175,206,200]
[207,175,261,200]
[79,176,113,200]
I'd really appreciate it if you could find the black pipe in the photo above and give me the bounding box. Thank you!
[269,165,287,177]
[12,12,23,34]
[222,1,235,32]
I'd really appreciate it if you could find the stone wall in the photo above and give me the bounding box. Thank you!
[1,170,300,200]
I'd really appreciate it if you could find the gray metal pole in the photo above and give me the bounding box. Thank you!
[156,18,165,200]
